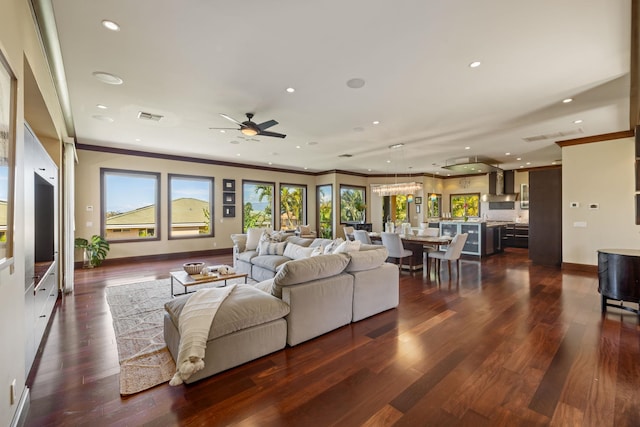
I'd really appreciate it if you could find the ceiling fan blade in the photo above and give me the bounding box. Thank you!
[257,119,278,131]
[209,127,239,130]
[219,113,243,126]
[258,130,286,138]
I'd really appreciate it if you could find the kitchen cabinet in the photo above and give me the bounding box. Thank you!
[503,223,529,248]
[439,221,487,256]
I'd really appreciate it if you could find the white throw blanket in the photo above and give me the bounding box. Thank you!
[169,285,236,386]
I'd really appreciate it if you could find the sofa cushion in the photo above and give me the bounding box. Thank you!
[231,234,247,253]
[323,238,344,254]
[237,250,258,262]
[258,240,287,256]
[286,235,314,247]
[271,254,349,298]
[253,278,274,293]
[345,247,389,272]
[251,255,290,272]
[164,284,290,341]
[283,242,315,260]
[333,240,361,254]
[246,227,268,250]
[310,238,334,248]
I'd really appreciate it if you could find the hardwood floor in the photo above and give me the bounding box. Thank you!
[24,249,640,426]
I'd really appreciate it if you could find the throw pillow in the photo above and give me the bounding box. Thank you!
[323,238,344,254]
[333,240,361,254]
[283,242,315,260]
[259,229,286,244]
[299,224,311,235]
[310,245,324,257]
[230,233,247,253]
[258,240,287,256]
[246,227,267,251]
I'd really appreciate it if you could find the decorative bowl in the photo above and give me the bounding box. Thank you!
[183,262,205,275]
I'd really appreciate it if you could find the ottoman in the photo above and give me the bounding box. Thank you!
[163,284,289,384]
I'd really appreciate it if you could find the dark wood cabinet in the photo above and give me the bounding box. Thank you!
[529,168,562,265]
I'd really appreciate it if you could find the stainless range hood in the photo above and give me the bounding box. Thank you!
[482,170,519,203]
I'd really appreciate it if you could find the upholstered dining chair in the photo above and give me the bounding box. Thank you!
[343,226,355,241]
[419,227,440,269]
[381,232,413,271]
[352,229,372,245]
[428,233,468,279]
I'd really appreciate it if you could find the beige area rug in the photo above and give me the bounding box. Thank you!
[105,277,252,395]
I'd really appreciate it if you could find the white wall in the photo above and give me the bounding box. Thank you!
[0,0,68,425]
[562,137,638,265]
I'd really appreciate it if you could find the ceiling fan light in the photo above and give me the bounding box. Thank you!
[241,127,258,136]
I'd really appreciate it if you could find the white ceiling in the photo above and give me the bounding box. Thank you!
[50,0,631,175]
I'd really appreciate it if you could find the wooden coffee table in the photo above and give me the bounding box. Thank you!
[170,270,248,297]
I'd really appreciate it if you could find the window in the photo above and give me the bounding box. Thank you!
[317,184,333,238]
[427,193,442,218]
[242,180,274,232]
[382,195,408,223]
[168,174,214,239]
[340,185,366,224]
[279,183,306,231]
[101,169,161,241]
[450,193,480,218]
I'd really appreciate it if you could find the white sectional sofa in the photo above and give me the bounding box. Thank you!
[163,232,399,383]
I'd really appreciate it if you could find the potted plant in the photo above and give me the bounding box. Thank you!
[74,235,110,268]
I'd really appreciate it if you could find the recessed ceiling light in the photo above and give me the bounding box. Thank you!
[573,119,583,124]
[286,87,295,93]
[135,138,141,142]
[435,172,440,175]
[386,160,391,163]
[268,162,273,165]
[520,165,524,168]
[92,115,114,122]
[526,162,531,165]
[516,157,522,161]
[373,120,380,125]
[465,146,471,150]
[505,152,510,156]
[346,78,365,89]
[303,167,308,170]
[101,20,120,31]
[562,98,573,103]
[368,168,372,172]
[295,145,301,149]
[220,130,226,133]
[469,61,481,68]
[236,153,241,157]
[551,161,556,165]
[92,71,123,85]
[96,104,108,109]
[389,143,404,149]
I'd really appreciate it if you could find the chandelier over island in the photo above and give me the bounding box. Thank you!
[371,181,422,196]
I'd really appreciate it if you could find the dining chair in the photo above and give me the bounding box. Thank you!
[381,232,413,271]
[343,226,355,241]
[419,227,440,269]
[428,233,468,279]
[352,230,372,245]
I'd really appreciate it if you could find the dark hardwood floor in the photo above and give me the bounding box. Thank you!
[24,249,640,426]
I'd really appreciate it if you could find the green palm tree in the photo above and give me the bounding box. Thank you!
[280,186,304,230]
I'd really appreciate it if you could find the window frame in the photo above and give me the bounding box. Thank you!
[279,182,307,231]
[242,179,275,232]
[167,173,215,240]
[339,184,366,224]
[316,184,333,238]
[101,168,161,243]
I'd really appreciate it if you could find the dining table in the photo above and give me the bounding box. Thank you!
[368,232,453,271]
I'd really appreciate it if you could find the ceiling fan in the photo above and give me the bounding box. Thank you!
[210,112,286,138]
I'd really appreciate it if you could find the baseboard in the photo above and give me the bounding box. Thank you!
[10,386,29,427]
[74,247,233,269]
[561,262,597,274]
